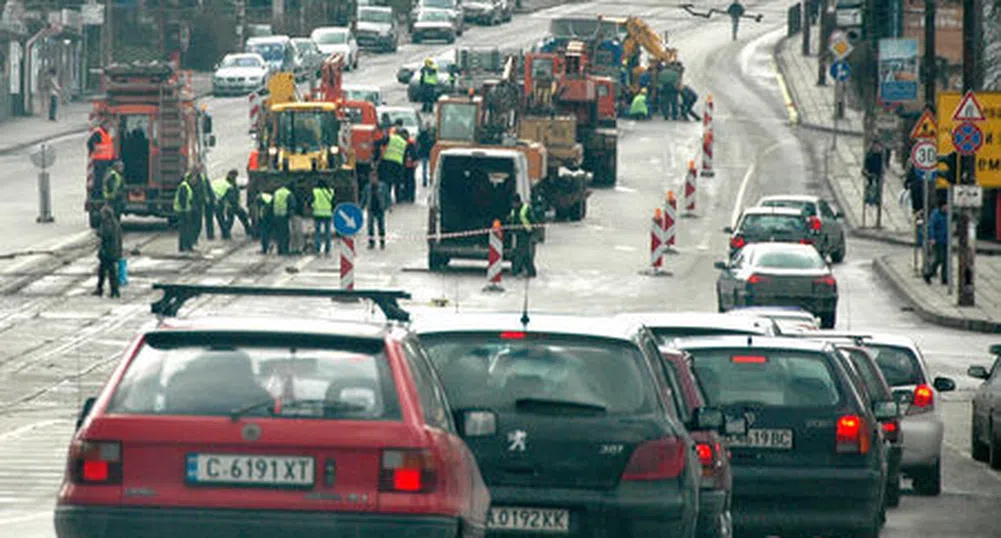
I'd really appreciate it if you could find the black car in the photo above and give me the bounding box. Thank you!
[725,206,820,258]
[674,335,889,538]
[968,343,1001,468]
[413,313,714,538]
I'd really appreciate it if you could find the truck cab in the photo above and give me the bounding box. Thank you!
[427,147,533,270]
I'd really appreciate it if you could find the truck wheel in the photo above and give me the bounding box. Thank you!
[603,153,618,187]
[569,199,586,221]
[88,211,101,229]
[429,251,449,271]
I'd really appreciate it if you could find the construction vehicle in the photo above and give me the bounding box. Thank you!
[85,61,214,228]
[538,16,626,79]
[248,66,357,226]
[621,16,681,109]
[451,46,522,95]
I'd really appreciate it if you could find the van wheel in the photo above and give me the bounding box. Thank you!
[885,473,901,508]
[88,210,101,229]
[569,199,586,221]
[912,459,941,495]
[429,251,449,271]
[819,311,836,329]
[830,243,846,263]
[989,421,1001,470]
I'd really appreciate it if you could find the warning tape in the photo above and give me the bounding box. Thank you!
[343,222,552,243]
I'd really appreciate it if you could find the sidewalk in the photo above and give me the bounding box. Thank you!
[0,73,213,156]
[873,252,1001,333]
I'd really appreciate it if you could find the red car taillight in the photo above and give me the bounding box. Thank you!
[696,443,713,469]
[881,418,901,443]
[835,415,871,454]
[814,276,836,287]
[621,437,686,481]
[808,216,822,231]
[907,384,935,415]
[70,440,122,485]
[379,449,436,493]
[730,235,746,250]
[747,274,769,285]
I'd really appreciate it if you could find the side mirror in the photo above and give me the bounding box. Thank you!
[202,115,213,134]
[872,400,900,421]
[208,135,217,147]
[990,344,1001,356]
[453,409,497,437]
[722,226,734,234]
[76,396,97,430]
[691,407,724,431]
[713,261,728,270]
[892,388,912,404]
[968,365,990,380]
[933,376,956,392]
[723,413,748,436]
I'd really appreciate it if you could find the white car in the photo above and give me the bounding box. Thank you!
[376,106,423,133]
[342,84,384,105]
[726,306,820,334]
[212,53,269,96]
[310,26,359,70]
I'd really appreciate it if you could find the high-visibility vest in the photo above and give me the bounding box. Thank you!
[510,204,532,231]
[629,94,648,116]
[421,66,438,85]
[273,187,292,217]
[173,181,193,213]
[103,170,123,201]
[93,127,114,160]
[212,178,231,205]
[312,187,334,218]
[383,134,406,165]
[248,149,260,171]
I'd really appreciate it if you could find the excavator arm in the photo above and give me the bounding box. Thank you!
[315,52,346,102]
[622,16,677,65]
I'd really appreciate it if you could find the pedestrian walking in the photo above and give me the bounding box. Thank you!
[863,140,885,206]
[256,192,274,254]
[173,173,196,252]
[403,130,419,202]
[44,68,61,121]
[679,85,700,121]
[923,199,949,285]
[360,172,390,250]
[904,163,925,217]
[378,126,407,202]
[102,160,126,220]
[212,170,251,239]
[727,0,745,41]
[508,194,538,278]
[312,179,335,256]
[93,204,122,298]
[629,88,649,120]
[417,120,435,187]
[272,183,296,255]
[419,58,439,113]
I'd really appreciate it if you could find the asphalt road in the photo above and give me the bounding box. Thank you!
[0,1,998,537]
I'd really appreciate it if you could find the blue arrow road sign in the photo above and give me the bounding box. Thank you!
[830,60,851,82]
[334,202,364,236]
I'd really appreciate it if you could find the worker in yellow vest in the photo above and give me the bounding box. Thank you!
[173,174,195,252]
[380,127,407,203]
[211,170,251,239]
[311,179,335,256]
[271,183,296,256]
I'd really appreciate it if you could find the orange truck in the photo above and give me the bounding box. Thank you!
[86,62,214,228]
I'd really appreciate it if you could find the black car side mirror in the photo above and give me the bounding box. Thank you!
[691,407,724,432]
[968,365,990,380]
[872,400,900,421]
[453,409,497,437]
[989,344,1001,356]
[933,376,956,392]
[76,396,97,431]
[713,261,728,270]
[722,226,734,234]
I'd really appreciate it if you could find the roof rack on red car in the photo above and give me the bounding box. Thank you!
[150,283,412,321]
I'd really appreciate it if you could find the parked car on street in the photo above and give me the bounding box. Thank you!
[310,26,360,70]
[212,53,269,96]
[343,84,384,105]
[755,194,847,263]
[969,344,1001,468]
[355,6,399,52]
[715,242,839,328]
[462,0,504,25]
[245,35,298,74]
[725,206,820,259]
[291,38,325,79]
[376,106,422,133]
[411,8,458,43]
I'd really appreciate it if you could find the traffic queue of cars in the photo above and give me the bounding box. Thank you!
[55,283,958,538]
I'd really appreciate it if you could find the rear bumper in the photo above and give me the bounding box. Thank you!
[484,482,696,538]
[900,412,944,469]
[744,293,837,315]
[731,465,882,535]
[696,488,728,538]
[55,505,460,538]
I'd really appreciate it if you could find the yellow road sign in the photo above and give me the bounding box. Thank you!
[909,109,937,139]
[936,92,1001,188]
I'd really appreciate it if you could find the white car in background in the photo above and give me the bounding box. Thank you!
[343,84,384,105]
[376,106,423,133]
[212,53,269,96]
[310,26,360,70]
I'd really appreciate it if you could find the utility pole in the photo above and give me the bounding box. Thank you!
[817,0,831,85]
[235,0,246,48]
[102,0,113,66]
[802,1,811,56]
[957,0,978,306]
[923,0,936,110]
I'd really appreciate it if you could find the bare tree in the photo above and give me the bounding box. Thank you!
[984,0,1001,89]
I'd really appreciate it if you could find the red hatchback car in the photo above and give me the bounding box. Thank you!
[55,285,490,538]
[658,348,734,538]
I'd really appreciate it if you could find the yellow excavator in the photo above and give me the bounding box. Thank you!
[621,16,681,105]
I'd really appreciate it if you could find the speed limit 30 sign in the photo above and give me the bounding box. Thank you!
[911,140,938,171]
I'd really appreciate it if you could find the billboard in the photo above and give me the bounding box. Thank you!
[878,38,919,103]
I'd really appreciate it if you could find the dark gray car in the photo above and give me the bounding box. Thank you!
[714,242,838,328]
[725,206,819,259]
[968,343,1001,468]
[756,194,847,263]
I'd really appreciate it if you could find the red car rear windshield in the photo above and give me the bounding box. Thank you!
[686,348,843,408]
[107,332,401,420]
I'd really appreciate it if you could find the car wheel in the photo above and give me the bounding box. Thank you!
[447,35,455,44]
[972,413,990,462]
[830,241,846,263]
[989,420,1001,470]
[885,472,901,508]
[912,458,942,495]
[820,310,836,329]
[429,251,449,271]
[412,35,421,44]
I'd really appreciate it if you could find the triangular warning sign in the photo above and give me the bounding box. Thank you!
[952,90,986,122]
[910,108,937,139]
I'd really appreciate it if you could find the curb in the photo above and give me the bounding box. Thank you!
[771,37,864,136]
[872,255,1001,333]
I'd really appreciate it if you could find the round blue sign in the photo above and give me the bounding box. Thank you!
[829,60,851,82]
[951,122,984,156]
[333,202,365,236]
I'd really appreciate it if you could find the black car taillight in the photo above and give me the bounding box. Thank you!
[621,437,686,481]
[835,415,871,454]
[379,449,436,493]
[70,440,122,485]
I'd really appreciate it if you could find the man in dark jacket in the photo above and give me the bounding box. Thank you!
[508,193,538,278]
[679,85,700,121]
[93,203,122,298]
[417,121,435,187]
[403,130,419,202]
[923,199,948,285]
[360,172,391,249]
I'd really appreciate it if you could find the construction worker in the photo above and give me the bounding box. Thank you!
[272,182,296,256]
[212,170,251,239]
[256,192,274,254]
[417,120,435,187]
[102,160,126,220]
[380,127,407,203]
[360,171,390,250]
[403,131,419,203]
[419,57,439,113]
[658,62,682,120]
[173,172,196,252]
[93,203,121,298]
[183,164,213,243]
[88,118,115,204]
[629,88,649,120]
[311,179,335,256]
[508,193,537,278]
[679,84,700,121]
[727,1,745,41]
[247,147,261,174]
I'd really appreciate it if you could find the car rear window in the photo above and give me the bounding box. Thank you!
[760,199,816,216]
[866,344,924,386]
[107,332,401,420]
[652,327,762,343]
[686,348,843,407]
[420,333,657,415]
[753,249,826,269]
[838,348,891,400]
[739,214,807,233]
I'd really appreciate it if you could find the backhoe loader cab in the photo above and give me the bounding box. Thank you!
[436,94,484,144]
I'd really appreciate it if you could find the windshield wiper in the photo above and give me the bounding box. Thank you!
[231,398,276,421]
[515,398,607,414]
[230,398,368,421]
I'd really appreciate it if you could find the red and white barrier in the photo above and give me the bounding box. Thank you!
[483,220,504,292]
[340,236,355,290]
[703,93,714,131]
[664,191,677,252]
[650,208,667,272]
[701,130,715,178]
[683,160,697,216]
[249,91,261,132]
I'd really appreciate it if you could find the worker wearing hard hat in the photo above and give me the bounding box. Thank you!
[629,87,649,120]
[419,57,439,113]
